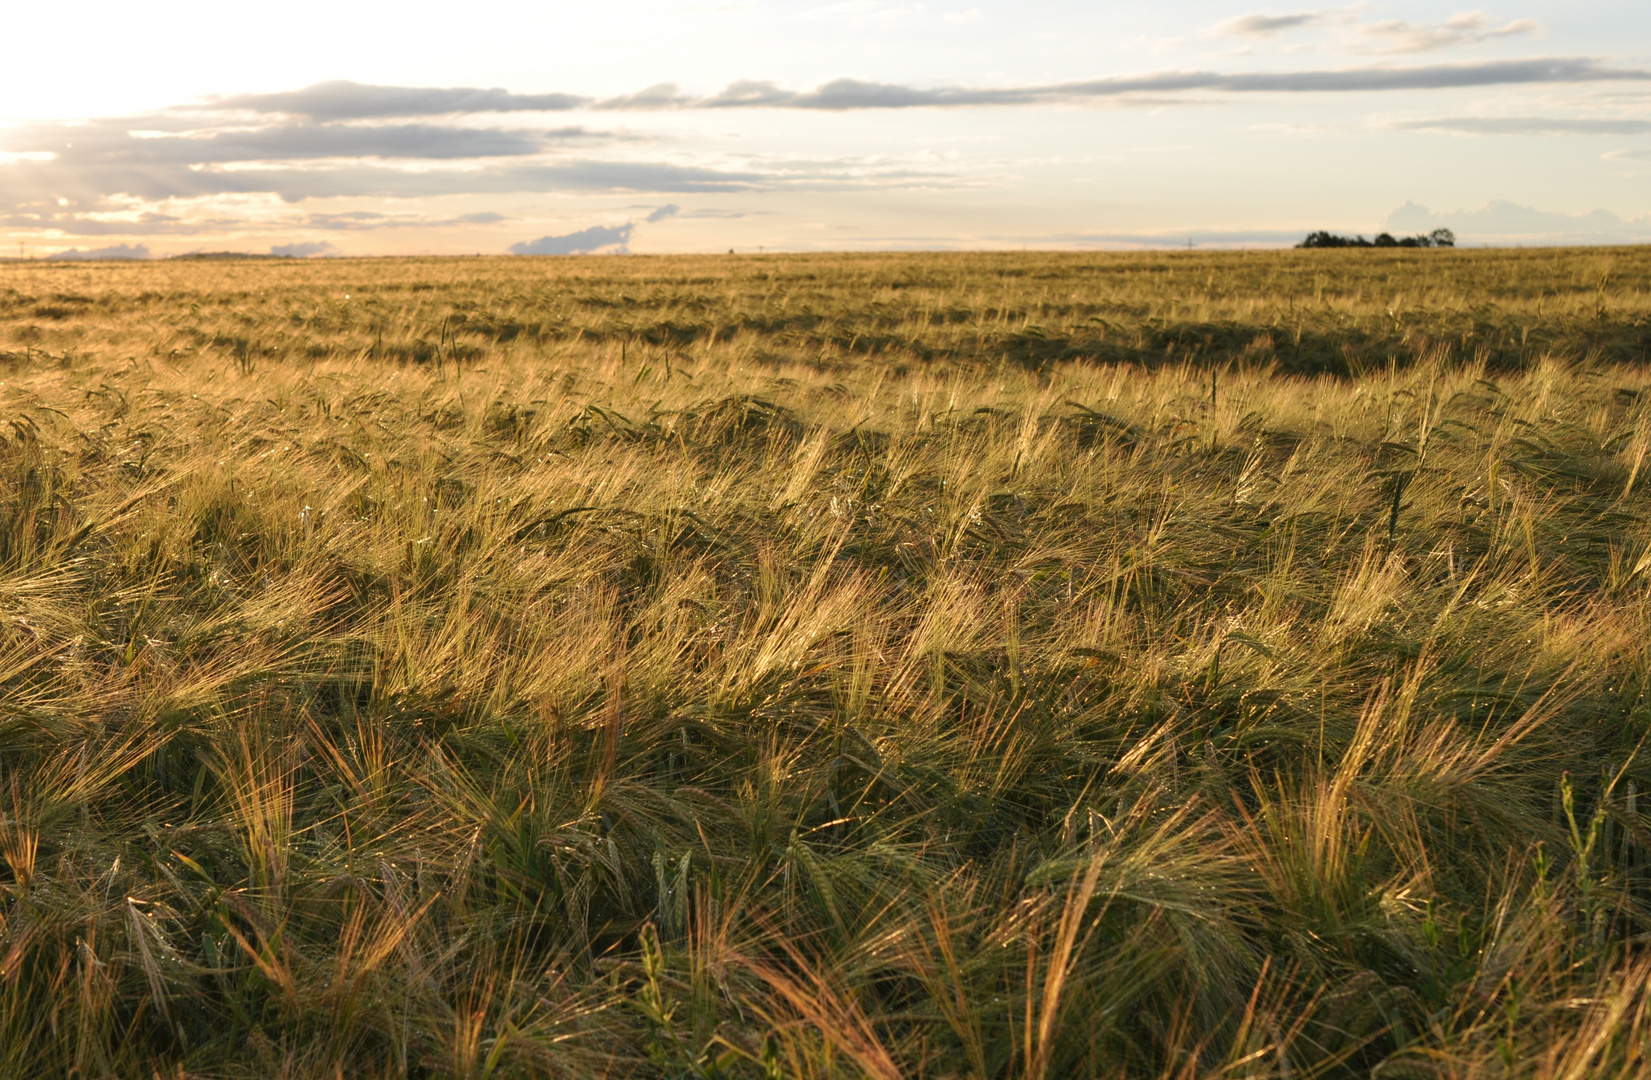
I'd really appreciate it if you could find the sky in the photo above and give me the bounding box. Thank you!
[1,1,1648,258]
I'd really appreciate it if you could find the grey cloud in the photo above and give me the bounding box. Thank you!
[0,213,206,236]
[777,79,952,109]
[1216,12,1331,38]
[509,223,634,255]
[917,56,1639,99]
[205,81,587,119]
[701,81,800,108]
[47,243,152,260]
[175,122,543,161]
[510,201,684,255]
[596,83,695,110]
[0,117,623,217]
[234,161,758,202]
[455,211,508,224]
[0,156,759,219]
[4,120,598,166]
[302,211,390,229]
[595,58,1651,110]
[270,241,338,257]
[1392,116,1651,135]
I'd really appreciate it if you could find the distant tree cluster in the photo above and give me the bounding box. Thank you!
[1298,228,1455,249]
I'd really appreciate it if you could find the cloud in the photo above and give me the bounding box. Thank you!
[204,80,587,119]
[1605,149,1651,161]
[592,58,1651,110]
[5,65,1650,243]
[1383,199,1651,243]
[1391,116,1651,135]
[510,202,685,255]
[299,210,513,230]
[1215,9,1542,53]
[230,161,757,202]
[1355,13,1540,54]
[301,211,392,230]
[595,83,697,110]
[47,243,151,260]
[509,223,634,255]
[0,213,199,237]
[1215,11,1334,38]
[696,81,793,108]
[270,240,337,257]
[0,156,759,219]
[2,118,602,167]
[179,61,1636,121]
[0,114,654,223]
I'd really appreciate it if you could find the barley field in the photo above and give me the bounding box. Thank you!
[1,247,1650,1078]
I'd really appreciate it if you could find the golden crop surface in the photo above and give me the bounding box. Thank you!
[0,248,1649,1078]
